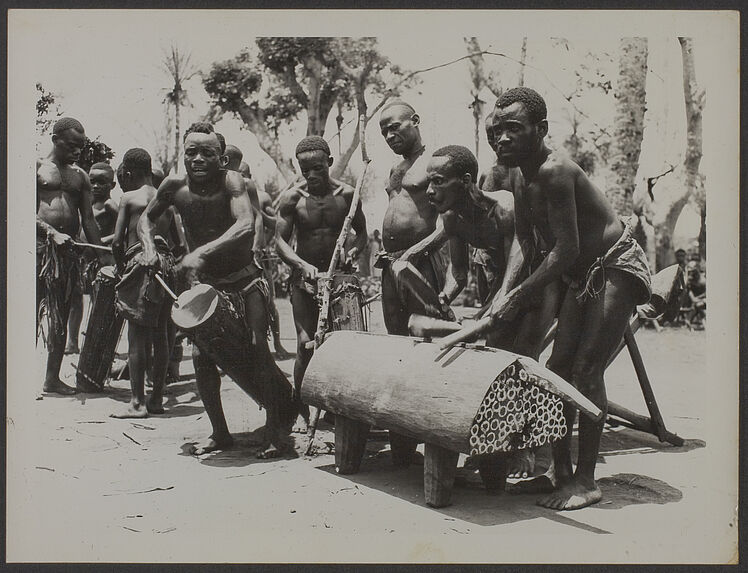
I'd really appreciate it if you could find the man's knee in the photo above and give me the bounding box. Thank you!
[569,358,605,396]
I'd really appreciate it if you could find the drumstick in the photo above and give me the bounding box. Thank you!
[73,241,112,253]
[154,273,179,307]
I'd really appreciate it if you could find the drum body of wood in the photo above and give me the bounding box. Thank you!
[76,266,124,392]
[325,273,367,332]
[172,284,294,411]
[302,331,600,456]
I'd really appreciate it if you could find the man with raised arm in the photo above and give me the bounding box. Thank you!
[488,87,651,509]
[37,117,107,394]
[139,122,296,458]
[275,136,367,432]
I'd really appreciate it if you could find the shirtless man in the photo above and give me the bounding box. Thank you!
[139,122,296,457]
[66,162,118,354]
[111,149,179,418]
[224,143,291,359]
[488,87,651,509]
[37,117,107,394]
[377,100,451,328]
[276,136,367,431]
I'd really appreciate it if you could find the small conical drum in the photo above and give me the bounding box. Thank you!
[76,266,124,392]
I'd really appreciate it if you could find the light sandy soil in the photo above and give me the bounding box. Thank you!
[7,299,735,563]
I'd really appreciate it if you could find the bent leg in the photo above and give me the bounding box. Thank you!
[538,269,638,510]
[111,321,148,418]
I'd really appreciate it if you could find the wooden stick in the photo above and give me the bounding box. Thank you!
[153,273,179,307]
[73,241,112,253]
[607,401,684,446]
[306,115,370,455]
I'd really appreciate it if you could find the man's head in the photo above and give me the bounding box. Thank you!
[118,148,152,192]
[379,99,421,157]
[89,162,115,201]
[224,144,243,171]
[295,136,333,193]
[426,145,479,214]
[183,122,222,184]
[675,248,687,266]
[492,87,548,167]
[51,117,86,165]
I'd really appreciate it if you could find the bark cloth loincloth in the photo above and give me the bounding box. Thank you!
[374,246,448,296]
[114,238,175,328]
[564,222,652,305]
[37,234,85,343]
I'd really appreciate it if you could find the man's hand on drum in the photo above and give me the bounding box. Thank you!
[176,251,205,287]
[50,230,73,247]
[345,246,359,267]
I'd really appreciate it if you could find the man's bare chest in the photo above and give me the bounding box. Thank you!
[297,194,346,230]
[38,164,82,197]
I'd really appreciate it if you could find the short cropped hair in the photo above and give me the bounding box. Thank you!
[89,162,114,177]
[295,135,330,157]
[380,99,417,116]
[495,87,548,124]
[215,132,226,153]
[432,145,479,184]
[225,144,243,162]
[122,148,152,175]
[183,122,216,142]
[53,117,85,135]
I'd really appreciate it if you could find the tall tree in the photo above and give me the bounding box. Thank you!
[607,37,648,217]
[653,37,705,269]
[464,37,502,157]
[162,45,198,173]
[36,83,62,136]
[203,38,410,184]
[518,37,528,87]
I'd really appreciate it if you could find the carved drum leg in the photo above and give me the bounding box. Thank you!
[335,415,370,474]
[423,443,460,508]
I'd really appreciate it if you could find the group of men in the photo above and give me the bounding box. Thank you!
[36,86,651,510]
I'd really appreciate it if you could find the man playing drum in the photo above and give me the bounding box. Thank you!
[37,117,108,395]
[139,122,296,458]
[275,136,367,433]
[488,87,651,509]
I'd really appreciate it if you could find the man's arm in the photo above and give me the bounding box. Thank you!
[139,176,179,266]
[440,234,469,304]
[78,171,103,247]
[182,172,256,267]
[345,188,368,261]
[100,199,119,244]
[111,197,129,272]
[399,215,448,262]
[491,163,579,320]
[275,189,317,280]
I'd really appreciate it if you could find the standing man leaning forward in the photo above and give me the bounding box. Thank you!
[487,87,651,510]
[275,136,367,433]
[37,117,108,395]
[139,122,296,458]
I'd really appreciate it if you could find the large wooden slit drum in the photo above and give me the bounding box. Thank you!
[322,273,367,332]
[302,331,601,457]
[76,266,124,392]
[171,283,290,407]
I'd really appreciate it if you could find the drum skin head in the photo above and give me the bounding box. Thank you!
[172,283,218,329]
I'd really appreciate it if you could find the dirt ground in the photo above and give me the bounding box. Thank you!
[7,297,736,563]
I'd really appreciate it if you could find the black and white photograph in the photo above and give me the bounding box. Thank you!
[7,8,740,564]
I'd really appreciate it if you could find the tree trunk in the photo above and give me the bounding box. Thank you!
[173,103,180,174]
[518,37,527,86]
[654,37,705,269]
[607,37,648,217]
[698,203,706,261]
[237,103,297,183]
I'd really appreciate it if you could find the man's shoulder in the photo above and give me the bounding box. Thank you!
[331,178,354,197]
[161,173,188,191]
[278,184,304,205]
[537,151,581,183]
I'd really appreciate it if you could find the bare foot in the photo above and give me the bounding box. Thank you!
[273,345,293,361]
[189,434,234,455]
[257,440,296,459]
[145,397,165,415]
[110,403,148,419]
[537,478,602,510]
[508,449,536,479]
[64,345,80,355]
[43,379,77,395]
